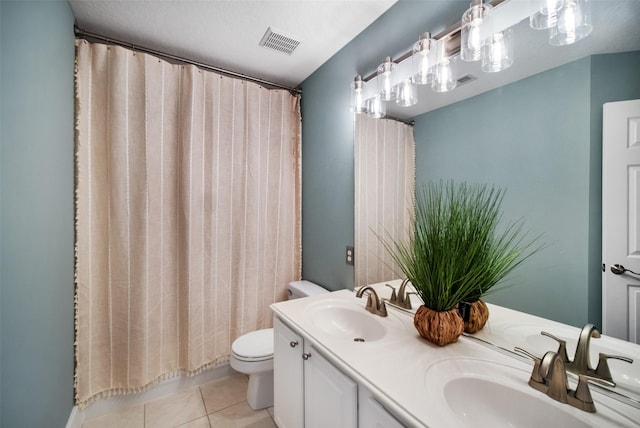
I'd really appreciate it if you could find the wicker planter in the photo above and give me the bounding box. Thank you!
[413,305,463,346]
[460,299,490,334]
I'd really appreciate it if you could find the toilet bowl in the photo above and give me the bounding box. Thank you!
[230,280,328,410]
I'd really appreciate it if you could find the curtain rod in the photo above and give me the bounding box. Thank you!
[74,26,302,95]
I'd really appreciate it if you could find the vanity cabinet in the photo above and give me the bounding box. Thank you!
[273,316,358,428]
[358,386,406,428]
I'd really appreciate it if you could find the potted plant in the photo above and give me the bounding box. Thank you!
[383,180,540,345]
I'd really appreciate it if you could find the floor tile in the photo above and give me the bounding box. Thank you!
[176,416,212,428]
[83,405,144,428]
[200,373,248,414]
[266,407,274,420]
[145,387,207,428]
[208,402,276,428]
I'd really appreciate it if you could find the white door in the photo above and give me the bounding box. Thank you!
[603,99,640,343]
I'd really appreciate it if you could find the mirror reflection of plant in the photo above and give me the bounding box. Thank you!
[383,180,542,312]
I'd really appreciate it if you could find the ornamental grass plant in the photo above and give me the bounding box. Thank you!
[384,180,541,313]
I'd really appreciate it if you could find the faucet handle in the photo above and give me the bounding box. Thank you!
[514,347,545,385]
[385,284,398,303]
[541,331,570,363]
[594,353,633,385]
[572,374,615,413]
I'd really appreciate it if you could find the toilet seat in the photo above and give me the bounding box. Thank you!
[231,328,273,362]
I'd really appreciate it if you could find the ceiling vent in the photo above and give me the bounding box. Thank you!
[259,27,301,55]
[456,74,477,87]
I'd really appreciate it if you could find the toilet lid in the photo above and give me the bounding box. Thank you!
[232,328,274,359]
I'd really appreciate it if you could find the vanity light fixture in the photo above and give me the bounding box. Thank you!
[367,94,386,119]
[377,56,397,101]
[461,0,493,62]
[351,0,595,119]
[412,32,435,85]
[432,38,457,93]
[481,27,514,72]
[549,0,592,46]
[350,75,366,114]
[396,78,418,107]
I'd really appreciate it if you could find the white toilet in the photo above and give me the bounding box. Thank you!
[230,280,328,410]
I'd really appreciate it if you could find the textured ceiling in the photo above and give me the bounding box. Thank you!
[69,0,397,89]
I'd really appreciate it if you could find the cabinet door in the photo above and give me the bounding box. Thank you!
[304,343,358,428]
[359,386,406,428]
[274,317,304,428]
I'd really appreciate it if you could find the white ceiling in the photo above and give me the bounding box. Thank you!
[68,0,398,89]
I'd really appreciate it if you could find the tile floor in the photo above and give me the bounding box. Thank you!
[82,374,277,428]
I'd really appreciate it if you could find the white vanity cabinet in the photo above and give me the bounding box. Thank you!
[273,317,304,428]
[273,316,358,428]
[358,386,406,428]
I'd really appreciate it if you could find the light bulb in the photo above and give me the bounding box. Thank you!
[467,21,482,51]
[557,1,579,35]
[549,0,592,46]
[481,28,513,73]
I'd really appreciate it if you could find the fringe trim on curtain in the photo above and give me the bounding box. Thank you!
[76,357,229,409]
[73,43,82,408]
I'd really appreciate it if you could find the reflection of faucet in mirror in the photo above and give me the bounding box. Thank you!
[543,324,633,386]
[386,279,415,310]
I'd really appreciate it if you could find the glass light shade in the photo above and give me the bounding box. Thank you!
[531,0,560,29]
[549,0,592,46]
[481,28,514,73]
[412,32,434,85]
[540,0,562,15]
[460,1,492,62]
[377,56,396,101]
[350,75,366,114]
[396,79,418,107]
[366,95,386,119]
[432,40,457,93]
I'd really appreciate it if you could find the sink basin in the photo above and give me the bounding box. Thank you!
[423,357,639,427]
[306,300,387,342]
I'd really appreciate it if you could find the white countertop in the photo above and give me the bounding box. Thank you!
[271,285,640,427]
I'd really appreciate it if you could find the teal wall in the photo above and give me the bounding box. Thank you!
[0,1,76,426]
[412,51,640,327]
[300,0,470,290]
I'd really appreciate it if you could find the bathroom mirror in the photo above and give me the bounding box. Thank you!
[353,4,640,331]
[353,0,640,402]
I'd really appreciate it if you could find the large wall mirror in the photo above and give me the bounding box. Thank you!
[354,0,640,330]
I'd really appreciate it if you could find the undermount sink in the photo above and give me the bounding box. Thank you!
[423,357,638,428]
[306,300,388,342]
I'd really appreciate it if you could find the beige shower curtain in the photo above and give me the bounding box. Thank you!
[74,40,301,406]
[354,115,415,287]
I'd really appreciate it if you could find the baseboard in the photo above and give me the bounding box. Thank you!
[65,363,235,427]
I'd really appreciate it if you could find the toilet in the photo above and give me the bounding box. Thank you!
[230,280,328,410]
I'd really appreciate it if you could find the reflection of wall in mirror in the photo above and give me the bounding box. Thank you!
[413,51,640,328]
[354,115,415,287]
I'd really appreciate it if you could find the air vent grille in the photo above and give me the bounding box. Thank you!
[456,74,477,86]
[259,27,300,55]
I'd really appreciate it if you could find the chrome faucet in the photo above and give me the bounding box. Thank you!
[385,278,415,310]
[356,286,387,317]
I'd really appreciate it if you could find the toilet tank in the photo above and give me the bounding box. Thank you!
[287,280,328,300]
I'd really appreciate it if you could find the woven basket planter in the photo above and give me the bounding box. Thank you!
[413,305,463,346]
[462,299,490,334]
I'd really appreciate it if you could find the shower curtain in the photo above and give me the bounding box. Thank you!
[354,114,415,287]
[74,40,301,406]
